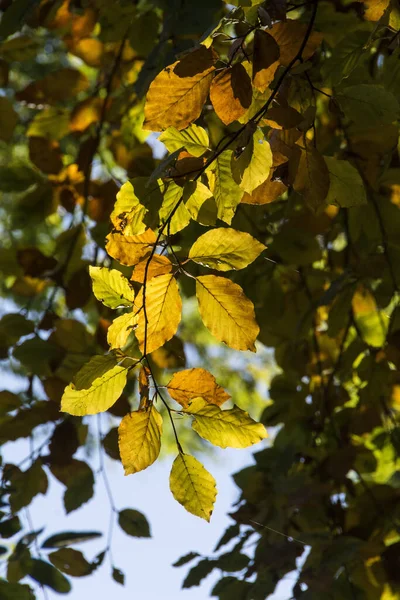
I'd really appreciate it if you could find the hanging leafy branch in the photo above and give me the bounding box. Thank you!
[0,0,400,598]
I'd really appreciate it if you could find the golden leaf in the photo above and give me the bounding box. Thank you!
[189,227,265,271]
[210,63,252,126]
[107,311,138,350]
[269,20,323,66]
[231,130,272,193]
[136,274,182,354]
[89,266,135,309]
[119,405,163,475]
[196,275,259,351]
[131,254,173,284]
[169,453,217,521]
[167,368,230,408]
[143,46,216,131]
[106,230,156,267]
[252,30,280,92]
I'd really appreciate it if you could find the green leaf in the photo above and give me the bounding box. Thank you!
[159,182,191,234]
[42,531,102,549]
[112,567,125,585]
[172,552,201,568]
[337,85,399,128]
[189,227,265,271]
[0,581,35,600]
[183,181,216,225]
[7,460,48,513]
[324,157,367,207]
[208,150,243,224]
[169,453,217,521]
[61,355,128,416]
[118,509,151,538]
[49,548,93,577]
[50,460,94,514]
[89,267,135,309]
[28,559,71,594]
[186,399,267,448]
[231,130,272,194]
[159,124,209,157]
[182,558,217,588]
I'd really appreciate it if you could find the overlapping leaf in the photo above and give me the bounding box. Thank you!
[89,267,135,309]
[119,405,163,475]
[167,368,230,408]
[189,228,265,271]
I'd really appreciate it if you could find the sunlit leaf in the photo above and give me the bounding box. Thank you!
[131,254,173,284]
[210,64,252,125]
[107,311,138,350]
[169,453,217,521]
[61,356,128,416]
[159,124,209,157]
[89,266,135,309]
[208,150,243,223]
[231,130,272,194]
[189,227,265,271]
[106,230,157,267]
[185,398,267,448]
[135,273,182,354]
[196,275,259,351]
[167,368,230,408]
[119,405,163,474]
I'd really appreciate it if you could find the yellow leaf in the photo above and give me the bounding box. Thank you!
[61,356,128,416]
[269,20,323,66]
[291,146,330,211]
[210,63,252,126]
[363,0,390,21]
[167,368,230,408]
[189,227,265,271]
[159,124,209,157]
[169,453,217,521]
[70,37,104,67]
[159,182,191,234]
[105,230,156,267]
[252,30,280,92]
[89,266,135,309]
[119,405,163,475]
[183,181,216,225]
[196,275,259,352]
[110,180,147,236]
[207,150,243,223]
[131,254,173,284]
[231,130,272,193]
[186,398,267,448]
[143,46,216,131]
[136,274,182,354]
[70,98,102,132]
[107,311,138,349]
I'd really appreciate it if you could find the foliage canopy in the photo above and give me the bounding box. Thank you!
[0,0,400,598]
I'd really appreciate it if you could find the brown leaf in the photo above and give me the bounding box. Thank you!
[290,145,330,211]
[68,37,104,67]
[17,248,57,277]
[263,105,303,130]
[16,68,89,105]
[269,20,323,66]
[143,47,217,131]
[210,63,252,125]
[241,172,287,205]
[70,98,103,133]
[29,137,63,174]
[252,30,280,92]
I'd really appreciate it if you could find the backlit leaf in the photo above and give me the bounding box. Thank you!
[106,230,156,267]
[159,124,209,157]
[167,368,230,408]
[143,46,216,131]
[208,150,243,223]
[119,405,163,474]
[185,398,267,448]
[183,181,216,225]
[107,311,138,349]
[196,275,259,351]
[241,172,286,205]
[131,254,173,284]
[159,182,191,234]
[136,273,182,354]
[61,356,128,416]
[89,266,135,309]
[189,227,265,271]
[169,453,217,521]
[210,64,252,126]
[231,130,272,193]
[269,20,323,66]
